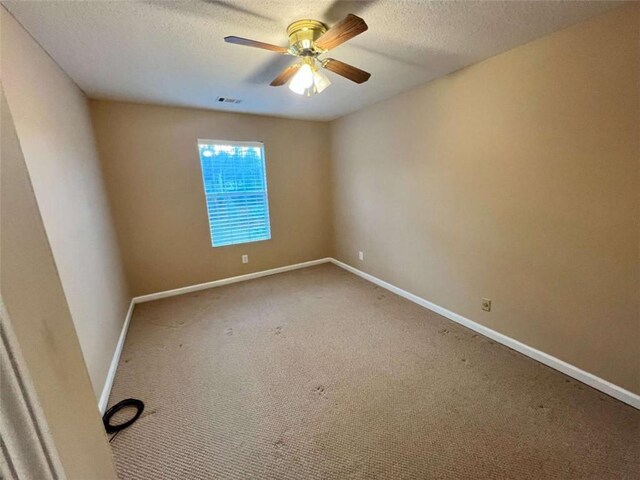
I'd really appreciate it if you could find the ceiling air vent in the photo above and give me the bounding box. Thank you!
[216,97,242,104]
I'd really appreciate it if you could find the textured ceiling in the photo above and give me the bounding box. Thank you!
[3,1,623,120]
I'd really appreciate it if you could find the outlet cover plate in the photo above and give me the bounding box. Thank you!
[481,298,491,312]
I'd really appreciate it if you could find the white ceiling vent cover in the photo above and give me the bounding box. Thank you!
[216,97,242,104]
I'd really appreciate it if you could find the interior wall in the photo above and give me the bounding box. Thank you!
[1,89,117,480]
[1,8,131,398]
[90,100,333,296]
[330,4,639,394]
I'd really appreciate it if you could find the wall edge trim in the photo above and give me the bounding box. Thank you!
[98,299,135,413]
[330,258,640,409]
[99,257,639,412]
[133,258,333,304]
[98,258,332,411]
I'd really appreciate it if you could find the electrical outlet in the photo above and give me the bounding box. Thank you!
[481,298,491,312]
[242,254,248,264]
[358,251,364,261]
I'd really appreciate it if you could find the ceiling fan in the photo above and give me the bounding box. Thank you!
[224,14,370,96]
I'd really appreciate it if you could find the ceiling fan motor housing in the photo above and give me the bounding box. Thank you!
[286,20,327,56]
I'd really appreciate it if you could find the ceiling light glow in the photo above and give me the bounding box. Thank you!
[289,61,331,96]
[289,63,314,95]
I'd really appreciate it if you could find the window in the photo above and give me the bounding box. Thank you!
[197,139,271,247]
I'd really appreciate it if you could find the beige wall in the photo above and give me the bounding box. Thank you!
[2,2,635,423]
[1,89,117,479]
[90,100,333,296]
[1,8,131,398]
[330,5,640,394]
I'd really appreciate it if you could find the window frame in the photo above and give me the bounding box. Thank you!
[197,138,272,248]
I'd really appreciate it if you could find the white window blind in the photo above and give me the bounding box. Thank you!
[197,139,271,247]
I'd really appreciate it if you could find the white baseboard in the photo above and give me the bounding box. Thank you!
[133,258,333,304]
[98,258,332,411]
[99,256,639,411]
[330,258,640,410]
[99,299,135,413]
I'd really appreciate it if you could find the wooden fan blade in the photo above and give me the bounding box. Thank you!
[270,64,300,86]
[322,58,371,84]
[315,14,368,51]
[224,36,289,54]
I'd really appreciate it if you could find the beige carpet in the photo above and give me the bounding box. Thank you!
[108,264,639,479]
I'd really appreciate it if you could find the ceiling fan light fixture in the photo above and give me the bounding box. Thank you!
[289,60,331,96]
[313,68,331,94]
[289,62,314,95]
[225,14,370,95]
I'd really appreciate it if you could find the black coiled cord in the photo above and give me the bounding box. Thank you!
[102,398,145,443]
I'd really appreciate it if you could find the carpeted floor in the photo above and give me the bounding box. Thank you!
[107,264,639,479]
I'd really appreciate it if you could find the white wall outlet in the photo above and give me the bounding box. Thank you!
[481,298,491,312]
[242,254,249,264]
[358,251,364,261]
